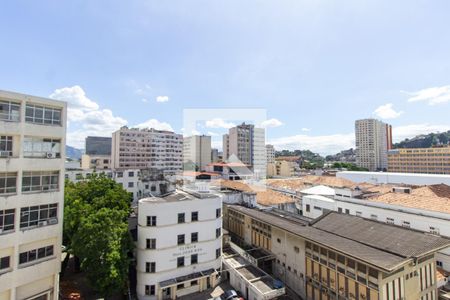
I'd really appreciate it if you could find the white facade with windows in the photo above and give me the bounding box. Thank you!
[136,189,222,300]
[0,90,66,300]
[301,189,450,275]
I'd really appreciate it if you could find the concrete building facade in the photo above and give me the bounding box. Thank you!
[111,127,183,174]
[266,144,275,164]
[223,123,266,179]
[80,154,111,170]
[136,189,223,300]
[355,119,392,171]
[183,135,211,171]
[0,90,66,300]
[387,147,450,174]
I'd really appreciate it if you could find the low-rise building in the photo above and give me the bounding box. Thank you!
[337,171,450,186]
[80,154,111,170]
[136,189,223,300]
[388,147,450,174]
[224,205,450,300]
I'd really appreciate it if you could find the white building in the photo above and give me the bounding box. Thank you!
[337,170,450,186]
[223,123,266,180]
[266,144,275,164]
[0,90,66,300]
[183,135,211,171]
[355,119,392,171]
[300,184,450,275]
[136,189,223,300]
[111,127,183,174]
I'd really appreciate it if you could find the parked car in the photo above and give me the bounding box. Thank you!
[214,289,240,300]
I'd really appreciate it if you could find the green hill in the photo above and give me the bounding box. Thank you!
[394,130,450,149]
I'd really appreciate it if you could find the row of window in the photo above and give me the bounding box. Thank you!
[0,204,58,233]
[0,171,59,195]
[146,208,221,226]
[0,100,62,125]
[0,245,55,272]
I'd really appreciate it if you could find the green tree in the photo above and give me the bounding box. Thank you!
[63,173,134,297]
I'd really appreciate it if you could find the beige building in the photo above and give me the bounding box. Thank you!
[80,154,111,170]
[224,204,450,300]
[0,90,66,300]
[183,135,211,171]
[223,123,266,179]
[388,147,450,174]
[111,127,183,174]
[355,119,392,171]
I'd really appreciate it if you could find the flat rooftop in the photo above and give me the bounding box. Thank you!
[227,205,450,272]
[237,265,266,281]
[139,189,217,204]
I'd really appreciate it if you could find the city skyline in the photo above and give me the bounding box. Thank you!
[1,1,450,154]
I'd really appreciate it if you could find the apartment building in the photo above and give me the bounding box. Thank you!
[355,119,392,171]
[0,90,66,300]
[388,147,450,174]
[224,205,450,300]
[211,148,219,163]
[80,154,111,170]
[222,134,229,162]
[85,136,111,156]
[223,123,266,179]
[111,127,183,174]
[183,135,211,171]
[136,189,222,300]
[266,144,275,164]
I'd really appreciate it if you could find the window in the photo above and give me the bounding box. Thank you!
[216,228,221,238]
[191,211,198,222]
[146,238,156,249]
[356,211,362,217]
[306,204,310,212]
[345,209,350,214]
[22,171,59,192]
[0,256,10,270]
[313,206,322,211]
[191,254,198,264]
[0,100,20,121]
[178,234,185,245]
[370,214,378,220]
[191,280,198,286]
[402,221,411,228]
[216,208,221,218]
[178,213,185,224]
[437,261,443,267]
[147,216,156,226]
[294,246,300,253]
[338,207,343,213]
[146,262,155,273]
[145,285,155,296]
[0,209,15,232]
[128,182,134,188]
[19,245,54,265]
[23,137,61,158]
[177,283,185,289]
[0,136,13,157]
[0,172,17,194]
[128,171,134,177]
[216,248,221,259]
[277,238,281,243]
[177,257,185,268]
[429,226,440,235]
[25,104,61,125]
[117,172,123,178]
[150,185,156,192]
[20,204,58,229]
[386,217,395,224]
[191,232,198,243]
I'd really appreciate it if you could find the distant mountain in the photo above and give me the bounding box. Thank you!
[325,148,356,162]
[275,149,325,168]
[394,131,450,149]
[66,145,83,160]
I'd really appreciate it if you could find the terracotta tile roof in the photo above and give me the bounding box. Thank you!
[213,180,294,206]
[267,175,357,190]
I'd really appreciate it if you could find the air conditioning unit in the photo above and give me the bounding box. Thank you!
[48,218,58,225]
[46,152,54,159]
[0,151,10,157]
[38,220,48,227]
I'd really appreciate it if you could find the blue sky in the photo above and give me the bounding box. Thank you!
[1,1,450,154]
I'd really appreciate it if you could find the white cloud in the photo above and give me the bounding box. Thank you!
[207,131,219,136]
[141,98,148,103]
[205,118,236,129]
[156,95,169,103]
[134,118,174,132]
[373,103,403,119]
[301,128,311,132]
[260,118,283,128]
[404,85,450,105]
[50,86,127,148]
[393,123,450,142]
[269,133,355,156]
